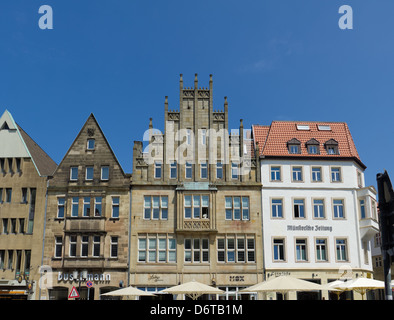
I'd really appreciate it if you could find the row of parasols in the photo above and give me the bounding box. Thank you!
[101,275,390,300]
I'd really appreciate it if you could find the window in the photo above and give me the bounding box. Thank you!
[357,171,363,187]
[333,199,345,219]
[200,162,208,179]
[271,167,281,181]
[81,236,89,257]
[11,219,16,233]
[293,199,305,218]
[217,236,255,263]
[295,239,307,261]
[316,239,328,261]
[2,219,8,234]
[0,159,4,173]
[185,162,192,179]
[201,129,207,145]
[325,139,339,155]
[94,197,102,217]
[292,167,303,181]
[6,188,12,203]
[318,125,331,131]
[21,188,28,203]
[288,138,301,154]
[231,162,239,179]
[0,188,2,203]
[216,161,223,179]
[289,145,300,154]
[273,239,285,261]
[154,161,162,178]
[71,197,79,217]
[331,167,341,182]
[308,145,318,154]
[225,196,249,220]
[93,236,100,257]
[87,139,95,150]
[186,129,192,145]
[110,236,118,258]
[7,250,13,269]
[184,238,209,263]
[296,124,310,130]
[144,196,168,220]
[86,166,94,180]
[312,167,322,182]
[69,236,77,257]
[306,139,320,154]
[101,166,109,180]
[184,195,209,219]
[55,236,63,258]
[112,197,120,218]
[336,239,348,261]
[360,199,366,219]
[138,235,176,263]
[70,167,78,181]
[170,161,177,179]
[8,159,13,174]
[19,218,24,234]
[83,197,91,217]
[313,199,325,218]
[271,199,283,218]
[0,251,4,269]
[57,198,65,218]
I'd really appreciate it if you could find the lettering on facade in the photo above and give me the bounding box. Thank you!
[229,276,244,282]
[57,272,111,283]
[148,274,163,282]
[287,225,333,232]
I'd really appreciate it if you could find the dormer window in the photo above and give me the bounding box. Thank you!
[305,139,320,154]
[287,138,301,154]
[324,139,339,155]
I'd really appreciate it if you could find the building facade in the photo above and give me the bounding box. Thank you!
[0,110,57,300]
[252,121,379,300]
[130,74,263,299]
[41,114,131,300]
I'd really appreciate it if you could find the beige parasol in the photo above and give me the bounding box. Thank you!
[161,280,224,300]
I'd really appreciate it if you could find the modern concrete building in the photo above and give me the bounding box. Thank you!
[252,121,379,300]
[41,114,131,300]
[130,74,263,300]
[0,110,57,300]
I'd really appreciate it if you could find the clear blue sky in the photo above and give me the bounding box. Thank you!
[0,0,393,188]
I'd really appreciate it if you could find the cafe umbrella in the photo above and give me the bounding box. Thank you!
[240,275,326,298]
[161,280,224,300]
[332,277,385,300]
[101,286,156,298]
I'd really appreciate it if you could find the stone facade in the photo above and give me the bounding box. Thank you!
[41,114,131,300]
[130,74,263,299]
[0,110,57,300]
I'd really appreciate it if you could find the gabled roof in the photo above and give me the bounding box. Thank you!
[0,110,57,176]
[53,113,127,177]
[252,121,365,169]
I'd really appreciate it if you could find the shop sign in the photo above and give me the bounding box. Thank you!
[57,272,111,283]
[287,225,332,232]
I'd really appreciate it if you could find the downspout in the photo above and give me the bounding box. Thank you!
[39,177,50,300]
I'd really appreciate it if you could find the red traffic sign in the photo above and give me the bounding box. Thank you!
[86,281,93,288]
[68,286,80,299]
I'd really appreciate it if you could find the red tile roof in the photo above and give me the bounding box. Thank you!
[252,121,365,168]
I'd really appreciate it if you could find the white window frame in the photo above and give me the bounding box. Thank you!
[85,166,94,181]
[111,196,120,218]
[70,167,78,181]
[101,166,109,181]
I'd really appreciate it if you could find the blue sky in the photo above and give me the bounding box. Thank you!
[0,0,393,188]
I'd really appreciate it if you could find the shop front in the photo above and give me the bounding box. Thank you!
[43,269,127,300]
[131,272,261,300]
